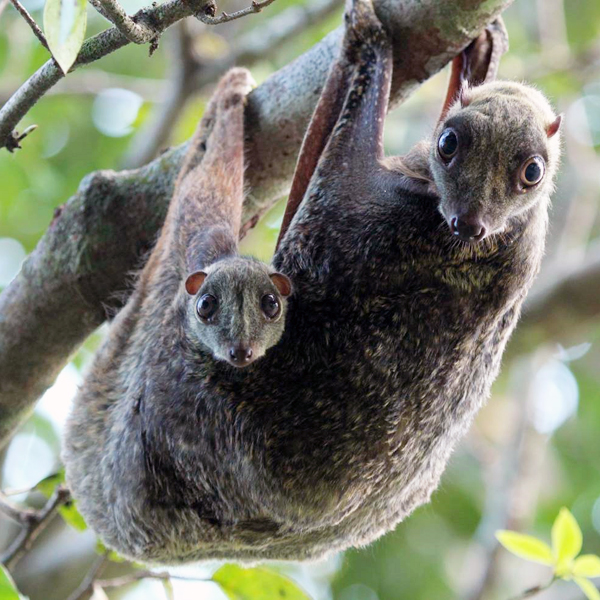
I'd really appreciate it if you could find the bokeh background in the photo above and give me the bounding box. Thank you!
[1,0,600,598]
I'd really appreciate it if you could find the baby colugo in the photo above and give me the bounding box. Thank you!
[185,257,291,367]
[175,69,291,367]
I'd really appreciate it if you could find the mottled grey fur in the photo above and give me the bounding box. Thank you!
[63,0,560,565]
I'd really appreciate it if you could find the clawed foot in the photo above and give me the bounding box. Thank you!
[215,67,256,111]
[462,17,509,86]
[342,0,388,56]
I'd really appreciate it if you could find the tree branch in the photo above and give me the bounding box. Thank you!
[65,553,109,600]
[0,491,36,525]
[515,245,600,354]
[0,0,216,150]
[122,0,344,169]
[196,0,276,25]
[0,0,514,447]
[0,485,70,569]
[8,0,49,50]
[88,0,159,44]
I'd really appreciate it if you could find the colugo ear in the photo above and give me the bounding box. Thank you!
[270,273,293,298]
[185,271,207,295]
[547,114,562,138]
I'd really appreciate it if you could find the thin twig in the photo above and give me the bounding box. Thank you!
[97,571,207,588]
[88,0,157,44]
[8,0,49,50]
[0,0,280,151]
[0,491,35,524]
[65,553,110,600]
[196,0,276,25]
[5,124,37,153]
[0,485,70,570]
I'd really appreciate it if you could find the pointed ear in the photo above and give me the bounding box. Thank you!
[270,273,292,298]
[547,114,562,138]
[185,271,207,295]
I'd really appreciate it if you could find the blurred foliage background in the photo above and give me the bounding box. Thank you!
[0,0,600,598]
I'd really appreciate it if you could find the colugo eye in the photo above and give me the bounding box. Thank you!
[520,156,545,187]
[197,294,218,321]
[438,128,459,161]
[261,294,280,320]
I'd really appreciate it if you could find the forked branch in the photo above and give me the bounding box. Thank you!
[196,0,276,25]
[0,486,71,570]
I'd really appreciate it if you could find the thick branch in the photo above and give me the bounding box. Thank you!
[122,0,344,169]
[0,0,513,447]
[514,246,600,354]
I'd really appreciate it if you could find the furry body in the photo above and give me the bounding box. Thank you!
[64,0,559,564]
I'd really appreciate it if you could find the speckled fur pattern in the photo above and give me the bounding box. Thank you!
[63,0,560,565]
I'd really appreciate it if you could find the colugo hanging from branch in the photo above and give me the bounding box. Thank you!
[63,0,561,564]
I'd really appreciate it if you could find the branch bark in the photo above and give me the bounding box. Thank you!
[196,0,276,25]
[121,0,345,169]
[512,245,600,356]
[0,0,514,447]
[0,486,70,569]
[88,0,158,44]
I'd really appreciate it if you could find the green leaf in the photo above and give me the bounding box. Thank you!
[162,579,175,600]
[575,577,600,600]
[0,565,21,600]
[35,470,87,531]
[95,541,127,563]
[58,500,88,531]
[43,0,87,74]
[213,565,310,600]
[574,556,600,578]
[552,508,583,568]
[496,531,554,565]
[34,471,65,496]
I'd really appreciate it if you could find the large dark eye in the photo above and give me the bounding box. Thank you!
[520,156,545,187]
[196,294,218,321]
[438,128,459,161]
[261,294,280,320]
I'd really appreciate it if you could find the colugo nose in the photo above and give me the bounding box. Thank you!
[229,345,253,366]
[450,216,487,243]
